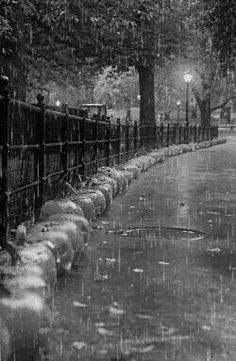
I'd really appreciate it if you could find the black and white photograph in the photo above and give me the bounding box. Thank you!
[0,0,236,360]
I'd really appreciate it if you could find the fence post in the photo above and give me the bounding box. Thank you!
[126,120,129,161]
[36,93,46,213]
[175,124,178,145]
[0,76,9,245]
[80,116,86,178]
[0,76,19,262]
[160,123,164,147]
[156,124,159,148]
[184,126,187,143]
[117,119,121,165]
[152,124,156,148]
[172,124,176,145]
[134,120,138,152]
[107,120,111,167]
[167,123,170,147]
[94,117,98,173]
[62,103,69,178]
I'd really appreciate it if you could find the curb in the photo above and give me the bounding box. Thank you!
[0,138,226,360]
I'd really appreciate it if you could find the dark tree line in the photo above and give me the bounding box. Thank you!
[0,0,235,125]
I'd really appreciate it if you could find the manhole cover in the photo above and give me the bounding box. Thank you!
[107,227,205,241]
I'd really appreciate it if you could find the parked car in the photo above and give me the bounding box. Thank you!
[79,104,107,121]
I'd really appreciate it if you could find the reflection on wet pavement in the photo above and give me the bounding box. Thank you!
[46,135,236,361]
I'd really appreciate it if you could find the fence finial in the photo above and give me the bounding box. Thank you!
[62,102,69,115]
[36,93,44,107]
[0,75,9,98]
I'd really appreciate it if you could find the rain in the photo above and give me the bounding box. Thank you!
[0,0,236,360]
[36,132,236,361]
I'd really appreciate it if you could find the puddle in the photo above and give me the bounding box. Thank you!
[108,226,206,241]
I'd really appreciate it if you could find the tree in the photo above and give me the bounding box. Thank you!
[1,0,191,123]
[0,0,66,99]
[93,66,139,110]
[49,0,190,124]
[203,0,236,74]
[178,0,236,127]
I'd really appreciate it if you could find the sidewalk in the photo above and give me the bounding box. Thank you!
[0,137,230,361]
[38,136,236,361]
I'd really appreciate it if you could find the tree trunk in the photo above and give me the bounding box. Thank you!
[138,66,155,125]
[200,97,211,128]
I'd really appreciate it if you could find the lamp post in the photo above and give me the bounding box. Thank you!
[176,99,181,125]
[183,72,193,127]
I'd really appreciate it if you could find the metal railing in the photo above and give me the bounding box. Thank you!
[0,81,218,244]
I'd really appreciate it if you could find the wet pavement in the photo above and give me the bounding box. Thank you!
[45,133,236,361]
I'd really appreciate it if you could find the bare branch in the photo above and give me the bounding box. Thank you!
[210,95,236,112]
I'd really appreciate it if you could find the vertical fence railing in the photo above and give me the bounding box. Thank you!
[62,104,69,178]
[80,116,86,177]
[126,121,129,161]
[35,94,46,216]
[134,121,138,153]
[117,119,121,165]
[94,117,98,173]
[106,120,111,167]
[0,76,10,248]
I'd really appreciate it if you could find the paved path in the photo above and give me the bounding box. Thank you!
[46,134,236,361]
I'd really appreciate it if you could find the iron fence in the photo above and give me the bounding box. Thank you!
[0,81,218,244]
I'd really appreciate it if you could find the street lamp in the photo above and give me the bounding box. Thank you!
[183,72,193,127]
[176,99,181,125]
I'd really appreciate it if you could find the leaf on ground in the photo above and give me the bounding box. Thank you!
[133,268,144,273]
[94,273,108,282]
[105,257,116,265]
[158,261,170,266]
[73,341,87,350]
[205,247,221,253]
[109,305,124,316]
[95,322,105,327]
[73,301,87,308]
[97,327,113,336]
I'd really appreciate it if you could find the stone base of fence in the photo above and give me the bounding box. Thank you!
[0,136,226,361]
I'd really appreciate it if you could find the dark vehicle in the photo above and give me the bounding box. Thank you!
[79,103,107,121]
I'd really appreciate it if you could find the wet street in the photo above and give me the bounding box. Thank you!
[46,133,236,361]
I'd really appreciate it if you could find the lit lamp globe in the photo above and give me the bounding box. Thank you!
[56,100,61,107]
[183,72,193,83]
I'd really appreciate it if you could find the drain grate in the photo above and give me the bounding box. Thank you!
[107,226,206,241]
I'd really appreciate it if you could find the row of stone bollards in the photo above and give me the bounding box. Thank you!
[0,138,226,361]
